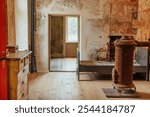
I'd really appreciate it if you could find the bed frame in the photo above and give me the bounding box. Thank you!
[77,48,148,81]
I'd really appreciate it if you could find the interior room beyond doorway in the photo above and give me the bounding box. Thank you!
[49,15,79,72]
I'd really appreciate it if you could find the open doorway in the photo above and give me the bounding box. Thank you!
[49,15,80,72]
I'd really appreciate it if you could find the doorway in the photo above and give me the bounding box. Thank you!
[49,15,80,72]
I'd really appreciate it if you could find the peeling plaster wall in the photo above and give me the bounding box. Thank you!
[82,0,110,60]
[110,0,138,36]
[35,0,110,72]
[137,0,150,41]
[35,0,138,72]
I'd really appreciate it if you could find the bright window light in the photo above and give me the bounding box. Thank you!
[66,17,78,42]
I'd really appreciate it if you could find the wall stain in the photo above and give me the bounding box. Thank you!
[36,0,83,10]
[110,0,138,35]
[36,0,53,8]
[137,0,150,41]
[61,0,83,10]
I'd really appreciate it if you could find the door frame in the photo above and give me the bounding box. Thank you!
[48,14,80,71]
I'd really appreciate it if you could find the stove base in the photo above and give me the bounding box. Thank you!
[102,88,139,98]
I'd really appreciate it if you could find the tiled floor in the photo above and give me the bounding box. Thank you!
[50,58,77,71]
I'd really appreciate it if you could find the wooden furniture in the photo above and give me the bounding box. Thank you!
[7,51,32,100]
[6,46,18,54]
[77,49,148,81]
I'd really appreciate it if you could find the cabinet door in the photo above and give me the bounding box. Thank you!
[0,0,8,100]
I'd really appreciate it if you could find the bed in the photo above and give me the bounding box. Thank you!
[77,48,148,81]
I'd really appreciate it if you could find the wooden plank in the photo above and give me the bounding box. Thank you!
[29,72,150,100]
[66,43,78,57]
[8,60,18,99]
[7,51,32,60]
[6,0,16,46]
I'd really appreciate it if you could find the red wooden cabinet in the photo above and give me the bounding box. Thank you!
[0,0,8,100]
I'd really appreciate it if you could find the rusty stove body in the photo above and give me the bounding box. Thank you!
[112,36,150,92]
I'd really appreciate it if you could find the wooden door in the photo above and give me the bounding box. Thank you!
[0,0,8,100]
[51,16,64,58]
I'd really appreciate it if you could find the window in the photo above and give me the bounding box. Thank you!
[66,17,78,42]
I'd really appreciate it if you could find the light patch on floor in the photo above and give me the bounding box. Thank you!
[50,58,77,71]
[29,72,150,100]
